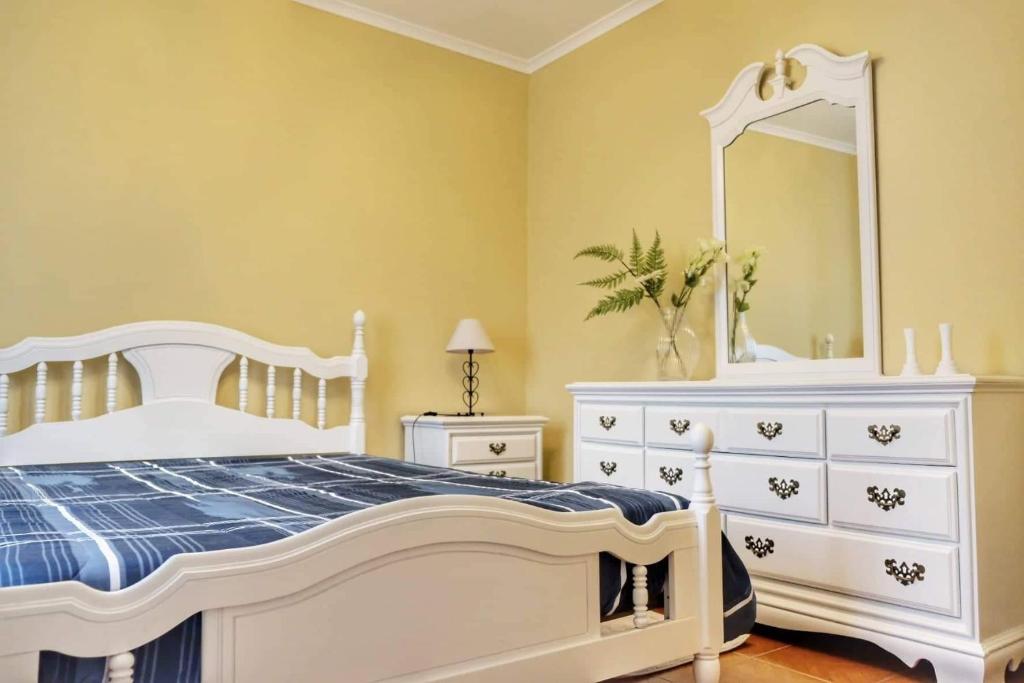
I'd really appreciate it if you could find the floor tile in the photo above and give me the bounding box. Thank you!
[756,632,916,682]
[656,652,827,682]
[732,630,792,657]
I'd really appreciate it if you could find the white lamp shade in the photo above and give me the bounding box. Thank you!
[446,319,494,354]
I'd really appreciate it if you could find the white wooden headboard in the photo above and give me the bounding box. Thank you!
[0,312,368,466]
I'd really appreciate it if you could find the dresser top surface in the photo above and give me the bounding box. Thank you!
[567,374,1024,396]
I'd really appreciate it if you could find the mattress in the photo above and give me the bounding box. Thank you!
[0,454,755,683]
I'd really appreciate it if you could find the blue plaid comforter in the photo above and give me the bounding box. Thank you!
[0,454,754,683]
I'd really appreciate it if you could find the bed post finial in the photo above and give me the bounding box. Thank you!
[350,310,367,454]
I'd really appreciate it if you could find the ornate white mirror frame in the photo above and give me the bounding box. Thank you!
[701,44,881,380]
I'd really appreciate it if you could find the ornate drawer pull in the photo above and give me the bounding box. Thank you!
[756,421,783,440]
[868,424,902,445]
[768,477,800,500]
[668,418,691,435]
[488,442,507,455]
[599,416,617,431]
[599,461,618,476]
[884,559,925,586]
[744,536,775,559]
[659,466,683,486]
[488,470,507,478]
[867,486,906,511]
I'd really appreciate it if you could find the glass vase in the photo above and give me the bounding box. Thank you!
[730,311,757,363]
[657,308,700,380]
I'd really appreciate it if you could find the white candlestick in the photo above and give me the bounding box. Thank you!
[900,328,921,376]
[934,323,959,375]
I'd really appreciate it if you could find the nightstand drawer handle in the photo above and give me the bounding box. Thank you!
[868,424,902,445]
[744,536,774,559]
[659,466,683,486]
[668,418,691,435]
[599,416,617,431]
[885,559,925,586]
[768,477,799,500]
[756,421,783,440]
[599,461,618,476]
[488,470,507,478]
[488,442,507,455]
[867,486,906,511]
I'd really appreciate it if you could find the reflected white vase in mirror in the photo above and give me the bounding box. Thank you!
[656,308,700,380]
[730,312,757,363]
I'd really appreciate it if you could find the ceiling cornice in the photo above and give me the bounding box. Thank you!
[292,0,664,74]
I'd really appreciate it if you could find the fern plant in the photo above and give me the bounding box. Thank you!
[575,231,726,375]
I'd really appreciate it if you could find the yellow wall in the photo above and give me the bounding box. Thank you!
[726,131,862,360]
[0,0,529,455]
[527,0,1024,481]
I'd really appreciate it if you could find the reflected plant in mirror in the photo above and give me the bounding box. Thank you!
[575,233,725,380]
[729,247,765,363]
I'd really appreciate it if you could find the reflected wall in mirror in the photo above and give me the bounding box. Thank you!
[725,99,863,361]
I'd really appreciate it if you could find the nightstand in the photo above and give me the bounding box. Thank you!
[401,415,548,480]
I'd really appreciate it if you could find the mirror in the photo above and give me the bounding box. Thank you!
[702,45,880,379]
[725,100,862,362]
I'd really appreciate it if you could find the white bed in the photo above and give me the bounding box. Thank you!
[0,312,725,683]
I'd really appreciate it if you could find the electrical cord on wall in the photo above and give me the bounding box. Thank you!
[410,410,467,463]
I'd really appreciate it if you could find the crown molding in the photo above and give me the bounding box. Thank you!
[746,120,857,155]
[292,0,664,74]
[525,0,664,72]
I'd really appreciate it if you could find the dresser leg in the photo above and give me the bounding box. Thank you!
[693,652,720,683]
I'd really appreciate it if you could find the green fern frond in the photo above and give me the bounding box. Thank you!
[580,270,630,289]
[584,287,645,320]
[644,232,666,274]
[574,244,624,263]
[630,230,644,274]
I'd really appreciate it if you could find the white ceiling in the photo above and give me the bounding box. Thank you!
[294,0,664,73]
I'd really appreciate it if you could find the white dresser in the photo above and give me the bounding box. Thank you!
[568,377,1024,682]
[402,415,547,479]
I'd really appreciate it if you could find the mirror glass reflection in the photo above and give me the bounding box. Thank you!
[724,99,863,363]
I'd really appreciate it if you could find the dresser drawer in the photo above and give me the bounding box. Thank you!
[450,432,538,465]
[577,443,643,487]
[579,404,643,445]
[645,406,721,451]
[829,463,958,541]
[645,448,697,495]
[729,517,960,617]
[722,408,824,458]
[458,461,538,480]
[713,454,826,523]
[827,408,955,465]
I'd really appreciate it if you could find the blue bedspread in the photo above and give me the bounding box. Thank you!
[0,454,754,683]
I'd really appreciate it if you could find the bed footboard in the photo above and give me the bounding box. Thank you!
[0,426,723,683]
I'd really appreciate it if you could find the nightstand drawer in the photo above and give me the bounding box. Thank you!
[829,463,958,541]
[645,406,720,450]
[827,408,955,465]
[579,404,643,445]
[451,433,538,465]
[458,461,538,480]
[722,408,824,458]
[578,443,643,487]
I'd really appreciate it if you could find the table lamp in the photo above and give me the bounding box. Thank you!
[446,319,494,416]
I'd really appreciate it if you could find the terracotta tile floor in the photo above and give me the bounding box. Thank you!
[613,625,1024,682]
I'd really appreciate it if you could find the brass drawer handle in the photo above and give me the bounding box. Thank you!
[885,559,925,586]
[867,486,906,511]
[744,536,775,559]
[599,461,618,476]
[488,470,507,478]
[768,477,800,500]
[659,466,683,486]
[868,424,902,445]
[756,421,783,440]
[488,442,507,455]
[599,416,617,431]
[669,418,691,435]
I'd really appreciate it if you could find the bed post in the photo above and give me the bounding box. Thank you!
[349,310,367,455]
[689,423,723,683]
